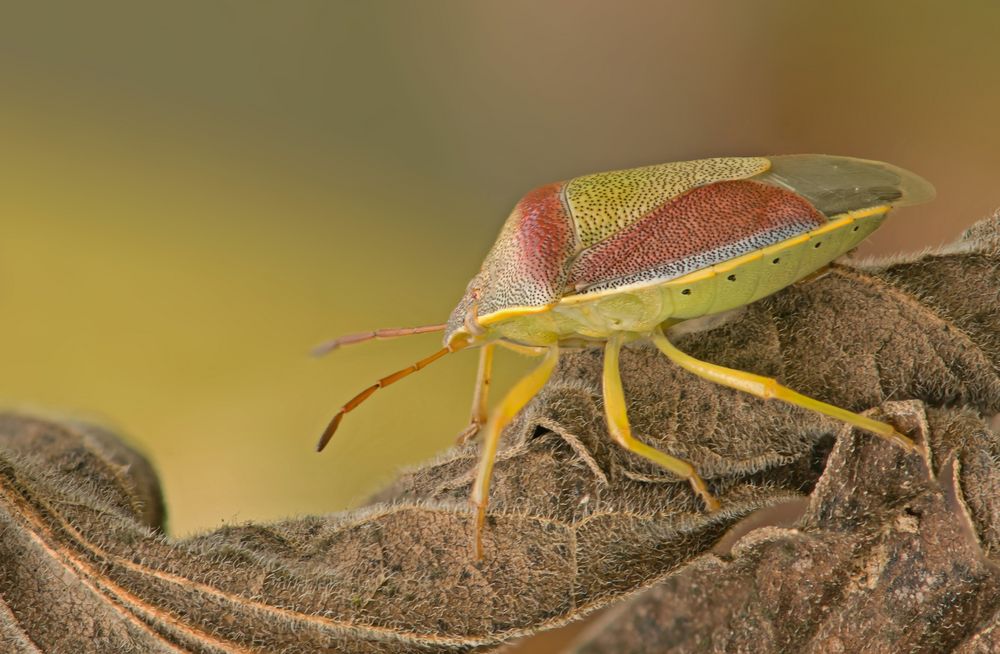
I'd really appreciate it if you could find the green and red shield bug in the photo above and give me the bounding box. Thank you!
[315,154,935,558]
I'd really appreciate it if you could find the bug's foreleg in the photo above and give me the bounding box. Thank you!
[650,326,917,452]
[469,346,559,559]
[455,344,495,445]
[603,332,719,511]
[456,342,549,444]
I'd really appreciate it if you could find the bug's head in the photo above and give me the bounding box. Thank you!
[443,275,491,351]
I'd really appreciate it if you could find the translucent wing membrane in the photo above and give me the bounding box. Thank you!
[755,155,936,216]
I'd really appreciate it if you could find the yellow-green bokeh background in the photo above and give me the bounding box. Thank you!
[3,1,1000,546]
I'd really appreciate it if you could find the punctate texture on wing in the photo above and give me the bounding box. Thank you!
[564,157,772,248]
[566,179,826,294]
[452,157,773,329]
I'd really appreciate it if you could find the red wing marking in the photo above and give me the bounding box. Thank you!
[566,180,825,293]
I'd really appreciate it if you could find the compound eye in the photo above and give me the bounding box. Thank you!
[464,289,486,336]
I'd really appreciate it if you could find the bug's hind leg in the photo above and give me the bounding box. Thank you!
[469,346,559,559]
[650,326,916,452]
[603,332,720,512]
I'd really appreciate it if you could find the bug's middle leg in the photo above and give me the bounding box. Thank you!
[602,332,720,511]
[469,345,559,559]
[650,325,916,451]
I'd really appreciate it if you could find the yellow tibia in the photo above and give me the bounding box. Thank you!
[650,327,916,451]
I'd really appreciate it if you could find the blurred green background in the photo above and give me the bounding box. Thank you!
[2,0,999,549]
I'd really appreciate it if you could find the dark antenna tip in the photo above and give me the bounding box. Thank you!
[310,342,339,358]
[316,413,343,452]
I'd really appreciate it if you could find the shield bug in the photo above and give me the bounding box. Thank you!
[315,154,934,558]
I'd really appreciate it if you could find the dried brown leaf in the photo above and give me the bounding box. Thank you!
[569,402,1000,653]
[3,213,1000,652]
